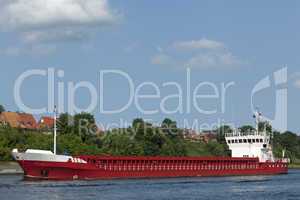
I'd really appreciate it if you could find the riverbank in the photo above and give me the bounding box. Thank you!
[0,162,23,174]
[288,163,300,169]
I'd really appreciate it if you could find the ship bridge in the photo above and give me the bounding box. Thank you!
[225,110,274,162]
[225,130,274,162]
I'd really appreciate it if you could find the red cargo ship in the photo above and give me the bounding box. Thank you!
[12,111,288,180]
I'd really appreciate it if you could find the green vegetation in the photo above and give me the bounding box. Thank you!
[0,105,5,113]
[273,131,300,163]
[0,113,230,161]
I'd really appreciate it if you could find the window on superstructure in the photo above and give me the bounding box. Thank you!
[243,139,247,143]
[239,139,242,143]
[260,139,263,143]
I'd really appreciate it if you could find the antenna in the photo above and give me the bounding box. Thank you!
[282,149,286,158]
[253,107,261,132]
[53,106,57,155]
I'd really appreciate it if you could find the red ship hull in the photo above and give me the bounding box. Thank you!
[17,156,288,180]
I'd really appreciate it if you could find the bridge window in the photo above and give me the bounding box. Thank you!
[256,139,259,143]
[260,139,263,143]
[228,140,231,144]
[252,139,256,143]
[239,139,242,143]
[243,139,247,143]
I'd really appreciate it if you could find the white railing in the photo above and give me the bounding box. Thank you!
[274,158,290,163]
[225,130,268,138]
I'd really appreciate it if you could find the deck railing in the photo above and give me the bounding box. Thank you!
[225,130,269,137]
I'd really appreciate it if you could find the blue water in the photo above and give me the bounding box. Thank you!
[0,170,299,200]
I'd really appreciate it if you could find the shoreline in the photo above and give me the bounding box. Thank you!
[0,161,299,175]
[0,161,23,175]
[288,164,300,169]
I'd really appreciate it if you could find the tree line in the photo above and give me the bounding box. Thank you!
[0,110,228,160]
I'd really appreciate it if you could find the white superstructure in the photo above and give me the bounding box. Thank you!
[11,149,87,163]
[225,111,274,162]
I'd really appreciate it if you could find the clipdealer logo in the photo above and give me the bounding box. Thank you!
[13,68,235,116]
[13,67,288,131]
[251,67,288,132]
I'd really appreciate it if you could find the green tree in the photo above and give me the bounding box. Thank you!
[272,131,300,162]
[205,141,229,156]
[216,125,232,143]
[73,112,97,142]
[161,118,179,136]
[102,131,143,156]
[132,118,145,141]
[0,105,5,113]
[132,118,144,130]
[258,122,272,133]
[162,118,176,127]
[239,125,255,133]
[57,113,74,135]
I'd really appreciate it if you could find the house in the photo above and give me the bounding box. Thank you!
[0,112,21,128]
[183,129,218,143]
[0,112,37,129]
[0,113,6,126]
[38,116,54,130]
[18,113,38,129]
[183,129,203,142]
[200,131,217,143]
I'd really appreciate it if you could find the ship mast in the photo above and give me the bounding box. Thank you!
[53,106,57,155]
[253,108,261,133]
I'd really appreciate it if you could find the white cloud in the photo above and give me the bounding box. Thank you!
[0,44,57,56]
[0,0,117,30]
[152,38,243,70]
[22,29,89,43]
[0,0,119,55]
[173,38,225,50]
[29,44,57,55]
[186,52,241,69]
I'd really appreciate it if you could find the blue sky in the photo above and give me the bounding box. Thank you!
[1,1,300,133]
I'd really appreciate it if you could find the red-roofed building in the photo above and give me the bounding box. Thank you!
[183,129,218,143]
[18,113,38,129]
[0,112,37,129]
[38,116,54,130]
[200,132,217,143]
